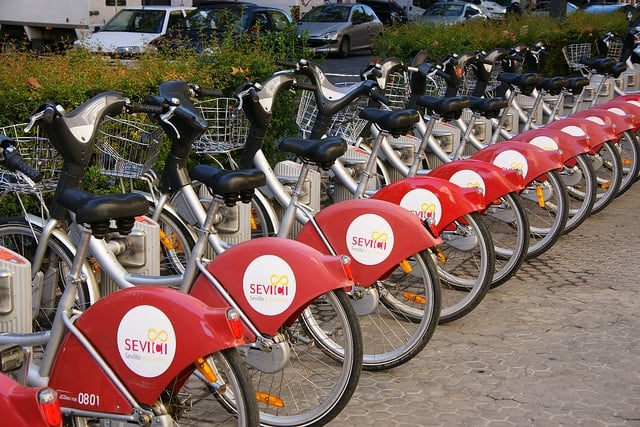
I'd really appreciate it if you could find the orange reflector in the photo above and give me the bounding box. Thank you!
[399,259,412,273]
[600,181,611,190]
[403,292,426,305]
[256,391,285,408]
[250,215,257,230]
[159,229,174,250]
[434,248,447,264]
[195,357,218,383]
[536,185,545,208]
[622,157,632,166]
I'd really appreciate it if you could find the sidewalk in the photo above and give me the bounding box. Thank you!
[332,184,640,426]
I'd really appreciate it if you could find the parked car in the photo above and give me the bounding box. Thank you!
[418,1,487,25]
[297,3,383,57]
[152,2,292,53]
[582,2,635,15]
[358,0,408,25]
[532,1,579,15]
[73,5,194,55]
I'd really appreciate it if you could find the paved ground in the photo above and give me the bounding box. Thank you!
[287,52,640,426]
[330,182,640,426]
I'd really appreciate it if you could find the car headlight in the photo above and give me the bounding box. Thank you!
[322,31,338,40]
[115,46,143,55]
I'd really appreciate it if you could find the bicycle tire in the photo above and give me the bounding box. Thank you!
[149,202,197,275]
[562,153,597,234]
[170,349,260,426]
[435,212,495,323]
[251,288,363,426]
[481,192,530,288]
[0,218,97,337]
[518,169,569,259]
[249,191,441,372]
[67,349,259,426]
[591,140,623,214]
[615,130,640,197]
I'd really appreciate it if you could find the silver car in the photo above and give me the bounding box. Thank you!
[297,4,383,57]
[418,1,487,25]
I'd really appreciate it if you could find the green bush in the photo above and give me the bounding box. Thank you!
[373,9,632,77]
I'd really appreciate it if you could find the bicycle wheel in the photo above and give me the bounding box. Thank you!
[616,130,640,197]
[591,140,622,215]
[518,170,569,259]
[250,288,363,426]
[149,203,197,275]
[167,349,259,426]
[68,349,259,426]
[562,153,596,234]
[360,249,441,370]
[482,192,530,288]
[434,212,495,323]
[0,218,97,335]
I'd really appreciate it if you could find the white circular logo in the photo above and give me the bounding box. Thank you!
[117,305,176,378]
[346,214,395,265]
[449,169,486,195]
[400,188,442,226]
[585,116,606,125]
[558,125,585,137]
[243,255,296,315]
[606,107,625,116]
[493,149,529,178]
[529,135,559,151]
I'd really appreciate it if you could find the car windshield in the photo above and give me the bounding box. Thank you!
[182,7,244,32]
[301,5,350,22]
[425,4,464,16]
[102,10,166,33]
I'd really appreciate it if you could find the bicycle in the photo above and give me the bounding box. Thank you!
[283,59,497,321]
[0,84,365,426]
[0,137,260,425]
[153,78,444,372]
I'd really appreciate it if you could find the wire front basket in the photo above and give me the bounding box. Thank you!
[296,86,369,145]
[0,123,60,194]
[193,97,249,154]
[95,115,164,179]
[383,70,411,110]
[562,43,592,74]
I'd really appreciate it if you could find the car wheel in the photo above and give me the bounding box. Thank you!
[338,37,350,58]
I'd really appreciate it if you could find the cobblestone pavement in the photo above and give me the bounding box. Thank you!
[330,183,640,426]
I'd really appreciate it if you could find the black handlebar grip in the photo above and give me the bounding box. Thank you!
[370,90,391,106]
[296,83,317,92]
[0,137,43,182]
[435,70,451,81]
[275,59,298,69]
[196,87,224,97]
[128,101,165,115]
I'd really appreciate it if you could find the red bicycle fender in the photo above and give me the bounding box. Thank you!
[544,117,619,150]
[190,237,353,336]
[592,99,640,131]
[49,287,244,413]
[296,198,442,286]
[515,125,595,158]
[371,176,485,234]
[427,159,525,205]
[570,107,636,133]
[471,140,564,184]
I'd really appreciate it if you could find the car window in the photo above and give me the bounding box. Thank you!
[167,11,185,30]
[102,10,165,33]
[465,5,481,17]
[302,5,349,22]
[185,7,243,32]
[270,11,291,31]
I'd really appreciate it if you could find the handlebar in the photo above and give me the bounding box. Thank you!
[0,136,43,182]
